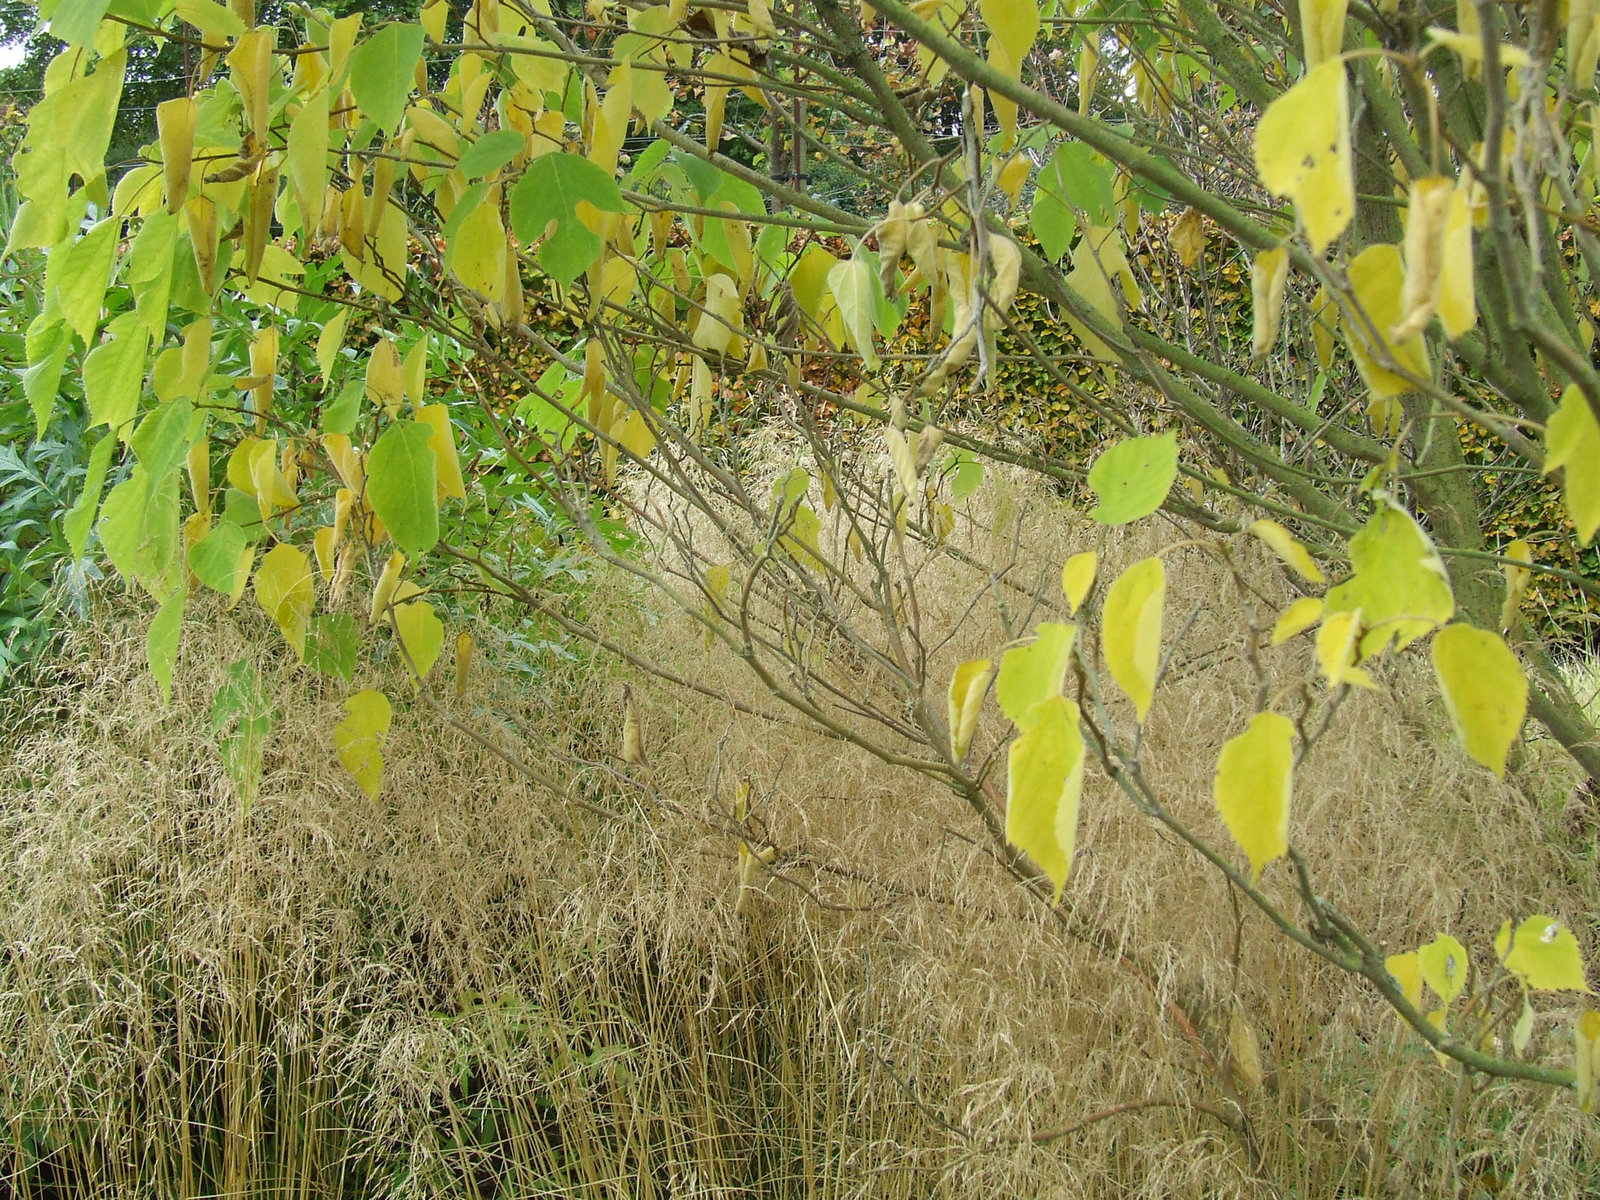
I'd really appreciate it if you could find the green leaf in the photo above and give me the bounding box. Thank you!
[1038,141,1115,229]
[288,81,330,221]
[1496,916,1589,992]
[52,217,119,343]
[211,658,275,799]
[14,48,125,211]
[190,521,248,593]
[254,543,316,658]
[24,324,71,438]
[1545,383,1600,545]
[367,419,439,555]
[173,0,245,38]
[1088,432,1177,524]
[146,587,185,705]
[306,612,360,680]
[1030,188,1075,263]
[83,314,150,434]
[1102,556,1165,722]
[322,379,364,436]
[348,23,425,135]
[49,0,113,46]
[508,154,628,286]
[996,621,1075,730]
[1324,500,1454,657]
[827,252,881,370]
[65,432,117,560]
[129,396,195,487]
[457,129,526,178]
[220,486,269,543]
[127,209,178,338]
[1212,711,1294,881]
[1006,694,1085,904]
[335,688,391,799]
[1430,623,1527,776]
[99,467,181,599]
[949,450,984,501]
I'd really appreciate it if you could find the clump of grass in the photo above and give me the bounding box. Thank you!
[0,604,932,1198]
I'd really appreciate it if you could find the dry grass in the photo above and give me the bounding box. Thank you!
[4,467,1600,1198]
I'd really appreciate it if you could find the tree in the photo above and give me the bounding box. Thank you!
[10,0,1600,1116]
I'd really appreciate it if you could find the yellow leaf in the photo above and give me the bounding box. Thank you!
[314,525,337,581]
[1228,1002,1265,1092]
[986,234,1023,324]
[1213,711,1294,880]
[1249,519,1325,582]
[1102,557,1164,722]
[1253,58,1353,254]
[392,599,445,684]
[1579,1011,1600,1113]
[1544,383,1600,544]
[1271,596,1324,644]
[1496,915,1589,991]
[316,308,349,384]
[1430,623,1526,776]
[1170,206,1204,268]
[370,549,405,624]
[1426,26,1531,66]
[1386,950,1424,1010]
[996,154,1030,211]
[334,688,391,799]
[694,272,741,357]
[156,96,196,214]
[980,0,1038,69]
[1006,695,1084,904]
[1393,175,1453,340]
[884,426,918,496]
[454,631,473,699]
[589,60,632,177]
[1061,551,1097,613]
[323,433,365,495]
[248,439,297,525]
[416,404,467,500]
[1418,933,1470,1007]
[1500,538,1532,633]
[1311,286,1337,370]
[1314,609,1375,689]
[1325,501,1454,656]
[1437,179,1475,339]
[1344,244,1431,398]
[947,658,992,760]
[1298,0,1348,68]
[452,193,508,302]
[366,337,405,417]
[254,542,315,658]
[996,622,1076,730]
[1250,246,1289,358]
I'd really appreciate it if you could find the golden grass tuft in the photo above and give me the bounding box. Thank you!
[5,468,1600,1196]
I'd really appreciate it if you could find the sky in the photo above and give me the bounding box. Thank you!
[0,41,26,69]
